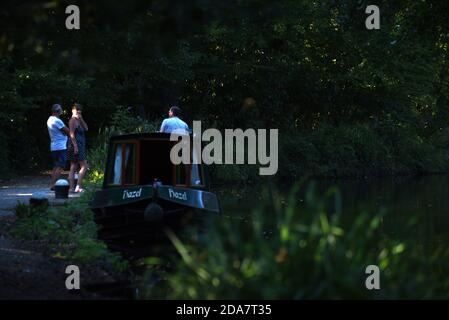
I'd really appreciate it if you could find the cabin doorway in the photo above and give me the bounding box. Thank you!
[139,140,173,185]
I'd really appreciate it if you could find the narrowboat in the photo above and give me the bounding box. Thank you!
[90,132,220,239]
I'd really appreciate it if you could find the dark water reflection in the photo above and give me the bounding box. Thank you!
[218,175,449,247]
[322,175,449,243]
[99,175,449,299]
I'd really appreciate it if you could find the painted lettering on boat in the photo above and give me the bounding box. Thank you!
[123,188,142,200]
[169,188,187,201]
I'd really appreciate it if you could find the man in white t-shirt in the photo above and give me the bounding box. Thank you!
[47,104,70,190]
[160,106,189,134]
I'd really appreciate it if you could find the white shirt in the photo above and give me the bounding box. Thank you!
[47,116,68,151]
[160,117,189,133]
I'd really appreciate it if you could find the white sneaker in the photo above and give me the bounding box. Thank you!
[74,185,85,193]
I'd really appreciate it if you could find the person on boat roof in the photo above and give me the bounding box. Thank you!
[160,106,189,134]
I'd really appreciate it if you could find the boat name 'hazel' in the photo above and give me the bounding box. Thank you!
[123,188,142,200]
[169,188,187,201]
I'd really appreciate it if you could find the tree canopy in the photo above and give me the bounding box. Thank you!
[1,0,449,178]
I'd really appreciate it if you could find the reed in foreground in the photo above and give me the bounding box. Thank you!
[143,183,449,299]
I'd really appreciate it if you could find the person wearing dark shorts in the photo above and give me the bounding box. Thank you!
[51,150,67,168]
[68,103,89,193]
[47,104,70,190]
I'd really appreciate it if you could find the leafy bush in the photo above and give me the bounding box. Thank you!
[212,163,261,185]
[86,107,449,186]
[88,106,160,175]
[375,118,448,173]
[12,193,127,270]
[278,122,449,180]
[0,134,10,179]
[109,106,159,135]
[143,183,449,299]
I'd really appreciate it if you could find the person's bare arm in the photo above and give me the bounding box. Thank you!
[78,114,88,131]
[69,118,79,154]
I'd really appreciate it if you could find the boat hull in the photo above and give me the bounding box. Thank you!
[90,185,220,239]
[91,184,219,212]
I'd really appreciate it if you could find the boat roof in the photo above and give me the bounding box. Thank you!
[109,132,190,142]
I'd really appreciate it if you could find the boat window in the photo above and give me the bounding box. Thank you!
[190,139,203,186]
[176,165,187,185]
[124,144,136,184]
[174,143,203,187]
[107,143,137,185]
[190,152,202,186]
[112,144,122,184]
[191,164,202,186]
[175,164,203,187]
[191,140,203,186]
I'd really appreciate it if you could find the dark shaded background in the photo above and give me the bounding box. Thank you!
[1,0,449,179]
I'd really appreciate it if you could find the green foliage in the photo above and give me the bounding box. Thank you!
[212,163,261,185]
[12,194,127,270]
[88,106,160,175]
[279,122,449,180]
[88,128,113,175]
[0,134,10,178]
[211,119,449,184]
[1,1,449,180]
[143,183,449,299]
[109,106,159,135]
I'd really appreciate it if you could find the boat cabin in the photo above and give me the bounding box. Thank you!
[91,132,219,239]
[103,132,207,190]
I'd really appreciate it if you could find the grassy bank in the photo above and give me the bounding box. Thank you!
[11,181,128,272]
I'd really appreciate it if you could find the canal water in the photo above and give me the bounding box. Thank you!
[218,174,449,246]
[95,174,449,298]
